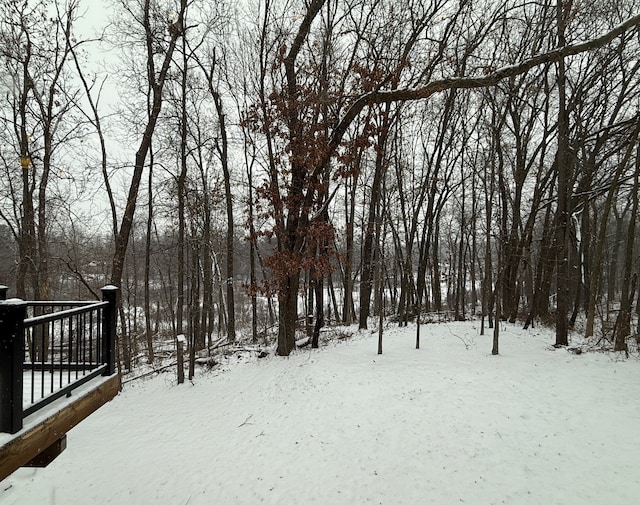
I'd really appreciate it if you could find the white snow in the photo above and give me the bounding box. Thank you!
[2,321,639,504]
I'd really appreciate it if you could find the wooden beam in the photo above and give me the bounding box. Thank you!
[0,374,119,482]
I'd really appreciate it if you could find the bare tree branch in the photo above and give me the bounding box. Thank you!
[328,13,640,155]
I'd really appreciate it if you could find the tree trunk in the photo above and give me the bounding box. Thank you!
[247,157,259,344]
[342,176,358,325]
[614,151,639,355]
[110,0,188,290]
[554,0,571,346]
[176,45,188,339]
[455,174,466,321]
[277,271,300,355]
[584,121,640,337]
[211,90,236,343]
[188,241,199,380]
[481,154,494,334]
[432,228,442,312]
[607,208,626,306]
[359,107,391,329]
[312,267,324,349]
[144,154,154,363]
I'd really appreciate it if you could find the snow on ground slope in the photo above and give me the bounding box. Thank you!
[2,321,639,505]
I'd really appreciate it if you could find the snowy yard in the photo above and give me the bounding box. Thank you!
[2,321,639,505]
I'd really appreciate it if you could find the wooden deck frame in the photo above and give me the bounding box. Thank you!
[0,373,120,482]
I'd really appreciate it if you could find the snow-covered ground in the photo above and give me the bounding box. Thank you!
[2,321,639,505]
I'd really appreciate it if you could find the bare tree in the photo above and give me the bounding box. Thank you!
[248,0,640,354]
[109,0,189,290]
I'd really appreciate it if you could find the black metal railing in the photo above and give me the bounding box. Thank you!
[0,285,117,434]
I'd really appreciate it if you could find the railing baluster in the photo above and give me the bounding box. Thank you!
[50,319,55,395]
[90,310,95,366]
[76,312,81,379]
[78,312,82,379]
[96,307,101,365]
[67,314,72,387]
[84,311,89,371]
[59,315,64,389]
[32,325,37,403]
[43,322,47,398]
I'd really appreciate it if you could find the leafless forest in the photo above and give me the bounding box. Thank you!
[2,0,640,370]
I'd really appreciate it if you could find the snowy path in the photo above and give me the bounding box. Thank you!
[2,321,639,504]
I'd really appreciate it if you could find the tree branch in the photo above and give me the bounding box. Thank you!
[328,13,640,155]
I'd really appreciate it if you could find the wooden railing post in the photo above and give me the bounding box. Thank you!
[101,286,118,376]
[0,285,7,300]
[0,299,26,434]
[176,334,185,384]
